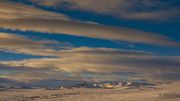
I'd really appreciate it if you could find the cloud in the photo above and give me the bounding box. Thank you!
[0,18,179,46]
[0,63,86,82]
[1,47,179,82]
[0,0,69,20]
[120,7,180,20]
[29,0,180,21]
[0,64,49,82]
[0,1,179,83]
[0,1,179,46]
[0,32,70,56]
[0,32,47,48]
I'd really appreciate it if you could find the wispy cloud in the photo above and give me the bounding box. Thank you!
[0,1,69,20]
[0,1,179,83]
[0,32,179,82]
[29,0,180,21]
[0,64,72,82]
[0,32,68,56]
[0,32,48,48]
[1,47,179,82]
[0,1,179,46]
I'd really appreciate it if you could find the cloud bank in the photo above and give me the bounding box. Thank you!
[1,47,180,82]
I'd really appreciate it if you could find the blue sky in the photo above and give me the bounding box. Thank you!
[0,0,180,85]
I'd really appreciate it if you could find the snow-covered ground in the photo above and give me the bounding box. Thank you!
[0,82,180,101]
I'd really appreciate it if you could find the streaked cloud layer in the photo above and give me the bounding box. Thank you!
[0,47,180,82]
[0,32,62,56]
[0,1,69,20]
[29,0,180,21]
[0,0,179,85]
[0,1,179,46]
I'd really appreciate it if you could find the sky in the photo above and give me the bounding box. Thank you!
[0,0,180,86]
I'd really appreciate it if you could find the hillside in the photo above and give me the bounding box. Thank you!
[0,82,179,101]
